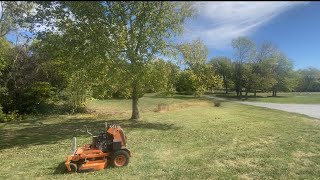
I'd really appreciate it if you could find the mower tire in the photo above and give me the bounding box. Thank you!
[111,150,130,167]
[69,163,78,172]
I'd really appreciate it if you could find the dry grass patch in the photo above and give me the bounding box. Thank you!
[292,151,317,158]
[154,101,211,113]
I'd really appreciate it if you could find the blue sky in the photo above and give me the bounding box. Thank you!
[179,2,320,70]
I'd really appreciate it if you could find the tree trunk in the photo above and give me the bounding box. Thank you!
[223,76,228,94]
[130,84,140,120]
[245,90,248,98]
[272,91,275,97]
[275,91,277,97]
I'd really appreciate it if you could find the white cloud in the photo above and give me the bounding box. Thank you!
[182,1,309,50]
[0,3,2,17]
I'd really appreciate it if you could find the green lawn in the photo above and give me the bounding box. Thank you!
[1,94,320,179]
[212,91,320,104]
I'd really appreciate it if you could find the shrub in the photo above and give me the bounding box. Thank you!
[213,100,221,107]
[20,82,57,113]
[0,105,21,123]
[0,105,6,122]
[1,82,57,114]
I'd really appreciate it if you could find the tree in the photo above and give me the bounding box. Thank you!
[210,56,233,94]
[176,70,195,95]
[179,38,208,69]
[32,1,195,120]
[249,42,278,96]
[231,37,256,97]
[271,52,295,96]
[0,37,12,118]
[296,68,320,92]
[0,37,11,73]
[178,38,222,96]
[147,59,180,95]
[0,42,58,113]
[253,58,277,95]
[0,1,34,37]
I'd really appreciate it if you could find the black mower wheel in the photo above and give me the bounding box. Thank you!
[111,150,130,167]
[69,163,78,172]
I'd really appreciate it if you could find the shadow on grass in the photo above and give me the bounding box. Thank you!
[54,162,67,174]
[0,118,180,150]
[149,94,200,100]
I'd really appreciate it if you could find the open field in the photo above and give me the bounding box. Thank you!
[1,94,320,179]
[211,91,320,104]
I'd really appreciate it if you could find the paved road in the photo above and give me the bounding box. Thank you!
[239,101,320,119]
[203,95,320,119]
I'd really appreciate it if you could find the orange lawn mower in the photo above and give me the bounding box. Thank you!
[65,123,131,173]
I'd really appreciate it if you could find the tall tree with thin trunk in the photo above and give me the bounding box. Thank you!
[231,37,256,98]
[32,1,195,120]
[210,57,233,94]
[250,42,278,96]
[271,52,295,96]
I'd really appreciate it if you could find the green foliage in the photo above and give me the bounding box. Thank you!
[112,88,132,99]
[12,82,57,114]
[176,67,222,96]
[231,37,256,96]
[272,53,295,93]
[0,1,34,37]
[0,106,20,123]
[254,58,277,91]
[32,1,196,119]
[147,59,180,95]
[231,36,256,63]
[230,37,296,97]
[0,41,61,114]
[63,70,90,112]
[0,37,11,72]
[210,56,233,93]
[179,38,208,68]
[0,38,11,114]
[176,70,197,95]
[0,105,6,122]
[296,68,320,92]
[178,39,222,96]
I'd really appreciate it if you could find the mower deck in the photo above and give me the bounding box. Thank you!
[65,144,111,172]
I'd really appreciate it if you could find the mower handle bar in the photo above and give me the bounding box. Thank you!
[84,125,93,136]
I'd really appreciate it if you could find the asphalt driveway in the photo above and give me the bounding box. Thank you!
[203,95,320,119]
[239,101,320,119]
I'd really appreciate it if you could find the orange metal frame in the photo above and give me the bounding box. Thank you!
[65,145,111,172]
